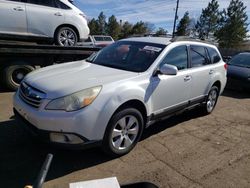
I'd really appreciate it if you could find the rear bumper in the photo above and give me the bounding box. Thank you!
[14,108,101,149]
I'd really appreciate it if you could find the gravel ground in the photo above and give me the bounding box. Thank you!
[0,88,249,188]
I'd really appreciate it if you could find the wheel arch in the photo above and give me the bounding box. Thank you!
[54,24,80,42]
[212,80,221,93]
[112,99,148,127]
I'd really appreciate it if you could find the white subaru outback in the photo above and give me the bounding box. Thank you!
[13,37,227,156]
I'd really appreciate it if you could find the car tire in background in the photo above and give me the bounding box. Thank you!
[203,86,219,114]
[102,108,144,156]
[55,27,78,47]
[2,65,35,91]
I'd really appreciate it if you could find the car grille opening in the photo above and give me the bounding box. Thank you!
[19,82,46,108]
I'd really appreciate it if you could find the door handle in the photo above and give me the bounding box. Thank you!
[209,70,214,75]
[13,7,24,11]
[184,75,192,82]
[54,12,63,16]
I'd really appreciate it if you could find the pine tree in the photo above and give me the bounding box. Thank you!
[88,18,99,35]
[132,21,148,35]
[97,12,107,35]
[106,15,121,40]
[119,21,133,39]
[176,12,190,36]
[155,27,168,36]
[196,0,220,39]
[215,0,248,48]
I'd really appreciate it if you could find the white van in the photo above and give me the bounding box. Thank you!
[0,0,89,46]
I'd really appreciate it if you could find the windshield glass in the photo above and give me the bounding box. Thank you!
[86,41,166,72]
[228,53,250,68]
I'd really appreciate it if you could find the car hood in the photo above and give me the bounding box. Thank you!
[24,60,137,99]
[227,64,250,80]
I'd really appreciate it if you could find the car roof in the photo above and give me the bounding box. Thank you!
[121,37,216,48]
[122,37,172,45]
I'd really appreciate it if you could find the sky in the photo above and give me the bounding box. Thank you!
[74,0,250,34]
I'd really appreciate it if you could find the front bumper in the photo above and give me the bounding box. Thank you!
[14,108,101,149]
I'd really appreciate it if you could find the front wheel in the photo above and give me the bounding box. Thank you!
[55,27,78,46]
[102,108,144,156]
[203,86,219,114]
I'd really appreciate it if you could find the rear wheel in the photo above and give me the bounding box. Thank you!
[3,65,35,91]
[203,86,219,114]
[102,108,144,156]
[55,27,78,46]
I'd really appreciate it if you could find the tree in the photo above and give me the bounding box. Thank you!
[97,12,107,35]
[88,18,99,35]
[155,27,168,36]
[106,15,121,40]
[145,22,155,34]
[119,21,133,39]
[131,21,148,35]
[176,11,191,36]
[215,0,248,48]
[196,0,220,39]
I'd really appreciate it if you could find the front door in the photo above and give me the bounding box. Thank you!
[150,45,192,116]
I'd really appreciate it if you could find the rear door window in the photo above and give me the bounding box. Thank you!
[28,0,56,8]
[190,46,209,67]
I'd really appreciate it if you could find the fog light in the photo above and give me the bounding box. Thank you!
[50,133,84,144]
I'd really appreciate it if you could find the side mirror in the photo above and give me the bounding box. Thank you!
[159,64,178,75]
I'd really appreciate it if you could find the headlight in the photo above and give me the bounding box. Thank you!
[46,86,102,112]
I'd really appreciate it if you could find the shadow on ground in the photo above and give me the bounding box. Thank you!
[0,107,207,188]
[222,88,250,99]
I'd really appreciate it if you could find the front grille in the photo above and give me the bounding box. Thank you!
[19,82,46,108]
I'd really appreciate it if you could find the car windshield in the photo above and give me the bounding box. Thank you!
[86,41,166,72]
[228,53,250,68]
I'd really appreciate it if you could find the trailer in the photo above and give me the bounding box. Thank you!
[0,41,100,90]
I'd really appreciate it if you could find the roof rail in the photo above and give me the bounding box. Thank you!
[170,36,217,46]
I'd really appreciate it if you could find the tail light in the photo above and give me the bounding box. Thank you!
[224,63,228,70]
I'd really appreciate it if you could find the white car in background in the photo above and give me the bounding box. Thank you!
[79,35,115,48]
[0,0,89,46]
[14,37,227,156]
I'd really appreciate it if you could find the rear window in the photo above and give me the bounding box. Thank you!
[228,53,250,68]
[104,37,113,41]
[94,36,104,42]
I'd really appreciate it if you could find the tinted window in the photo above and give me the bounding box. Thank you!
[104,37,113,41]
[86,41,165,72]
[55,0,71,9]
[161,46,188,70]
[190,46,209,67]
[94,36,104,42]
[207,47,221,63]
[228,53,250,68]
[28,0,56,7]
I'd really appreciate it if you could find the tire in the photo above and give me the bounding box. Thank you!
[202,86,219,114]
[102,108,144,156]
[55,27,78,46]
[3,65,35,91]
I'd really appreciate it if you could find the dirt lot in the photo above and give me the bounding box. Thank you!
[0,88,250,188]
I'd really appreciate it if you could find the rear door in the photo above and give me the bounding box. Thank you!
[188,45,213,102]
[26,0,64,38]
[0,0,27,35]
